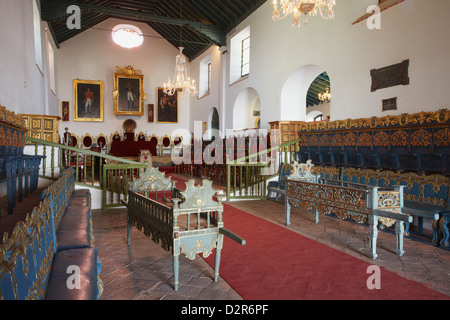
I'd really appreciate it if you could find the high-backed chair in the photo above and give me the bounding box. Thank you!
[341,132,361,168]
[149,135,159,157]
[371,131,393,171]
[96,134,107,151]
[160,135,172,156]
[137,131,146,141]
[82,134,93,149]
[329,133,344,166]
[421,127,450,175]
[305,134,321,165]
[396,129,430,173]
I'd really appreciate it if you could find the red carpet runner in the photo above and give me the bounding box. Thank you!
[203,204,450,300]
[169,176,449,300]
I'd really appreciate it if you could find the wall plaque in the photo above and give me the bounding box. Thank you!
[370,59,409,92]
[382,97,397,112]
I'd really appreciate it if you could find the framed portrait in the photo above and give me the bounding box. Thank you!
[73,80,104,122]
[156,87,178,123]
[148,104,154,122]
[113,65,145,116]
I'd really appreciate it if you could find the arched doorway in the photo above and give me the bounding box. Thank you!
[280,65,330,121]
[232,87,261,131]
[306,72,331,122]
[209,107,220,140]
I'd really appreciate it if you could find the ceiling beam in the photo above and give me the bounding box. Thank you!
[41,0,226,46]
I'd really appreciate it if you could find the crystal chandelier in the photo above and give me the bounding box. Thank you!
[318,88,331,103]
[272,0,336,28]
[163,47,197,96]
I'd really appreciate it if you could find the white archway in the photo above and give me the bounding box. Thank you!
[207,107,220,140]
[306,110,324,122]
[232,87,261,131]
[280,65,326,121]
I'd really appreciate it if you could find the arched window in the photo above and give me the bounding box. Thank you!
[314,114,324,122]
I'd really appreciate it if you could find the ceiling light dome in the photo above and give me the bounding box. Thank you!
[112,24,144,48]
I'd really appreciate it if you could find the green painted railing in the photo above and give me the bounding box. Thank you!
[226,138,301,201]
[25,136,147,209]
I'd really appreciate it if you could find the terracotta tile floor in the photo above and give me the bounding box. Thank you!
[94,176,450,300]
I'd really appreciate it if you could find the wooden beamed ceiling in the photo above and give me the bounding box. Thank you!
[40,0,267,61]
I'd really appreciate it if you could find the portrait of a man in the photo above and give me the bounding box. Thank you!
[73,80,104,122]
[113,66,145,116]
[157,88,178,123]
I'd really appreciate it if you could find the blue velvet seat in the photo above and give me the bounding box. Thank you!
[422,128,450,175]
[329,133,344,166]
[267,163,293,200]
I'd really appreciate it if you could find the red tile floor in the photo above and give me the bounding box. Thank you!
[94,198,450,300]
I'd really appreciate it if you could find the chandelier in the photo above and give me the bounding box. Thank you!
[318,88,331,103]
[163,47,197,96]
[272,0,336,28]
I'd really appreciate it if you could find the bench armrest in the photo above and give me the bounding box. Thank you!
[401,207,440,220]
[219,227,246,245]
[372,209,413,223]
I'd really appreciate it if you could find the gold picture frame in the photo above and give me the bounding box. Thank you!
[73,79,104,122]
[156,87,179,123]
[113,65,145,116]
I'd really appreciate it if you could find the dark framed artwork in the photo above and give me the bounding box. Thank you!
[113,65,145,116]
[370,59,409,92]
[62,101,69,121]
[156,87,178,123]
[382,97,398,112]
[73,80,104,122]
[148,104,154,122]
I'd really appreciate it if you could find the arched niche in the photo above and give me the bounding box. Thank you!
[232,87,261,131]
[208,107,220,140]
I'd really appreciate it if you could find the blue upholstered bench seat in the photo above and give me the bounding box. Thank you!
[0,168,101,300]
[45,247,100,300]
[267,163,293,201]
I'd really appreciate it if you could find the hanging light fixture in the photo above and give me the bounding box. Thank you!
[163,0,197,96]
[112,24,144,48]
[318,87,331,103]
[163,47,197,96]
[272,0,336,28]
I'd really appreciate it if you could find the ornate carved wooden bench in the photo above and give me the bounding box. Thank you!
[338,167,450,248]
[122,168,245,291]
[0,167,102,300]
[285,165,413,259]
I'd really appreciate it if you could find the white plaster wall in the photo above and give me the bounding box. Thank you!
[189,45,223,136]
[56,18,189,140]
[0,0,57,116]
[200,0,450,132]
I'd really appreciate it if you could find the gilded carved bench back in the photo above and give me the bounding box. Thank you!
[0,197,54,300]
[298,110,450,157]
[342,167,450,208]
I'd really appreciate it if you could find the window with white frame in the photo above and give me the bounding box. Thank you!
[230,26,250,84]
[46,37,56,94]
[241,36,250,77]
[33,0,43,75]
[198,55,212,97]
